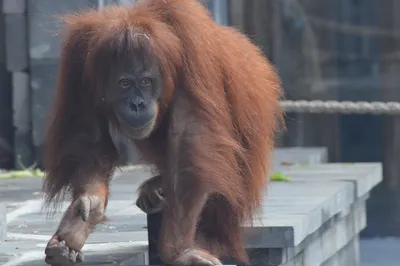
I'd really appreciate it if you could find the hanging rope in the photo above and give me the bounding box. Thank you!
[281,100,400,115]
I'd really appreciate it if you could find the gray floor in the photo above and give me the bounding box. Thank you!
[360,238,400,266]
[0,168,151,265]
[1,168,399,265]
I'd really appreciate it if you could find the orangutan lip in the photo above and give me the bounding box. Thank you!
[117,114,155,130]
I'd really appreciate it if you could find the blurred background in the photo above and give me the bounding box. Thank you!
[0,0,399,265]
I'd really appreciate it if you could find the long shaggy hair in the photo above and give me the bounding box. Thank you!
[43,0,283,263]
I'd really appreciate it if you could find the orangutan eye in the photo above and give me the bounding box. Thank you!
[140,77,152,86]
[119,78,131,89]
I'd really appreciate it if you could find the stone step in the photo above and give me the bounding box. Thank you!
[0,148,382,265]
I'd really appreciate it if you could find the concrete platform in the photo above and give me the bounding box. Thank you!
[0,148,383,265]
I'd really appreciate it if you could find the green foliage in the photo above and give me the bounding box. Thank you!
[270,171,292,182]
[0,155,45,179]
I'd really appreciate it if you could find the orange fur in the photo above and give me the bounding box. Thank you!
[43,0,283,264]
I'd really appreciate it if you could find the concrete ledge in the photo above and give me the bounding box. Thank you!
[274,163,382,198]
[321,237,360,266]
[272,147,328,165]
[245,181,355,248]
[283,200,366,265]
[240,200,365,266]
[244,163,381,249]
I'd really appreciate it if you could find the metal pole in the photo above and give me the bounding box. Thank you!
[117,0,136,5]
[98,0,105,9]
[210,0,229,25]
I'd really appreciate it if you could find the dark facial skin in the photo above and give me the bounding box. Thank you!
[105,56,162,139]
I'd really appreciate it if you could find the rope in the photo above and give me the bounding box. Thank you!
[281,100,400,115]
[307,16,400,39]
